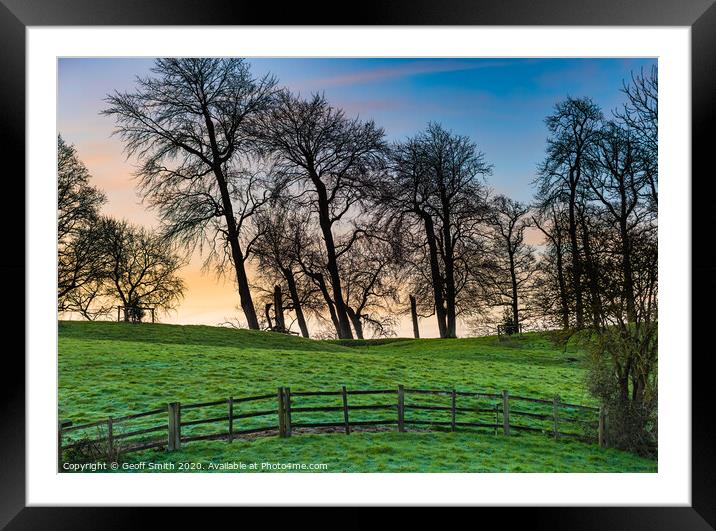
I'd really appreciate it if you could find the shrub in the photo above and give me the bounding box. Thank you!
[500,310,519,335]
[128,303,146,323]
[60,424,124,467]
[62,428,106,464]
[586,324,657,458]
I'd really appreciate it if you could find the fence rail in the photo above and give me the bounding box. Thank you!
[58,385,605,469]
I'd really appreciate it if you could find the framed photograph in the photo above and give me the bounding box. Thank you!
[2,0,714,527]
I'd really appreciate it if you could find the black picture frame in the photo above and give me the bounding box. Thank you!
[1,0,713,528]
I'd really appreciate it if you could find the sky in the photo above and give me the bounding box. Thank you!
[57,57,657,336]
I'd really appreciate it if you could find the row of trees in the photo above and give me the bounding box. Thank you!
[97,59,541,339]
[58,137,185,321]
[62,60,656,345]
[531,68,658,455]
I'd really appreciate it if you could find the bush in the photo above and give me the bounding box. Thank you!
[60,424,125,467]
[500,310,519,335]
[586,325,657,458]
[128,304,146,323]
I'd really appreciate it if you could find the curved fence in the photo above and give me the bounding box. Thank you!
[58,385,607,467]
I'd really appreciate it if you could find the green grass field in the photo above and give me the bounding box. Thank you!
[58,320,656,473]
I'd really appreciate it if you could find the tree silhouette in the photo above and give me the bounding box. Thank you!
[97,217,186,322]
[532,202,571,329]
[103,58,277,330]
[371,123,492,338]
[530,83,658,454]
[341,234,400,338]
[258,91,386,339]
[251,205,317,338]
[615,65,658,209]
[57,135,107,313]
[485,195,536,332]
[535,97,603,329]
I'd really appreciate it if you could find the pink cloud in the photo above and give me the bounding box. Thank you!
[312,60,512,88]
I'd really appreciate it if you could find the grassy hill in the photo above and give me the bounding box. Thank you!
[58,320,656,472]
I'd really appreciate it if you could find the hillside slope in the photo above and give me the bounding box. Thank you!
[59,321,592,422]
[58,320,655,472]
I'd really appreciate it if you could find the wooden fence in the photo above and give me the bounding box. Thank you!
[58,385,607,467]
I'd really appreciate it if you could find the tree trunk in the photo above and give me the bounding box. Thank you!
[201,108,259,330]
[314,273,341,337]
[443,256,457,338]
[440,190,457,339]
[346,307,364,339]
[622,235,637,324]
[579,213,603,328]
[283,268,309,338]
[212,163,259,329]
[555,243,570,329]
[509,251,519,331]
[409,295,420,339]
[567,183,584,329]
[312,178,353,339]
[231,239,260,330]
[422,214,448,338]
[273,285,286,332]
[619,188,637,324]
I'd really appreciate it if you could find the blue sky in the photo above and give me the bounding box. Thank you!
[57,57,657,329]
[59,57,655,203]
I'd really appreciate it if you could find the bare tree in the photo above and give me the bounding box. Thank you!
[579,195,657,455]
[251,205,316,337]
[290,220,344,336]
[341,234,400,338]
[98,217,186,322]
[524,74,659,454]
[615,65,658,209]
[531,82,657,454]
[534,97,603,329]
[589,121,654,325]
[258,91,386,339]
[373,123,492,338]
[484,195,536,332]
[532,202,571,329]
[103,58,277,330]
[57,135,107,310]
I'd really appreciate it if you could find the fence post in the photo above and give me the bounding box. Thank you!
[228,397,234,443]
[167,402,181,451]
[450,390,457,432]
[107,417,114,461]
[502,390,510,436]
[341,386,350,435]
[397,385,405,432]
[552,396,560,440]
[285,387,292,437]
[598,406,607,448]
[277,387,286,437]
